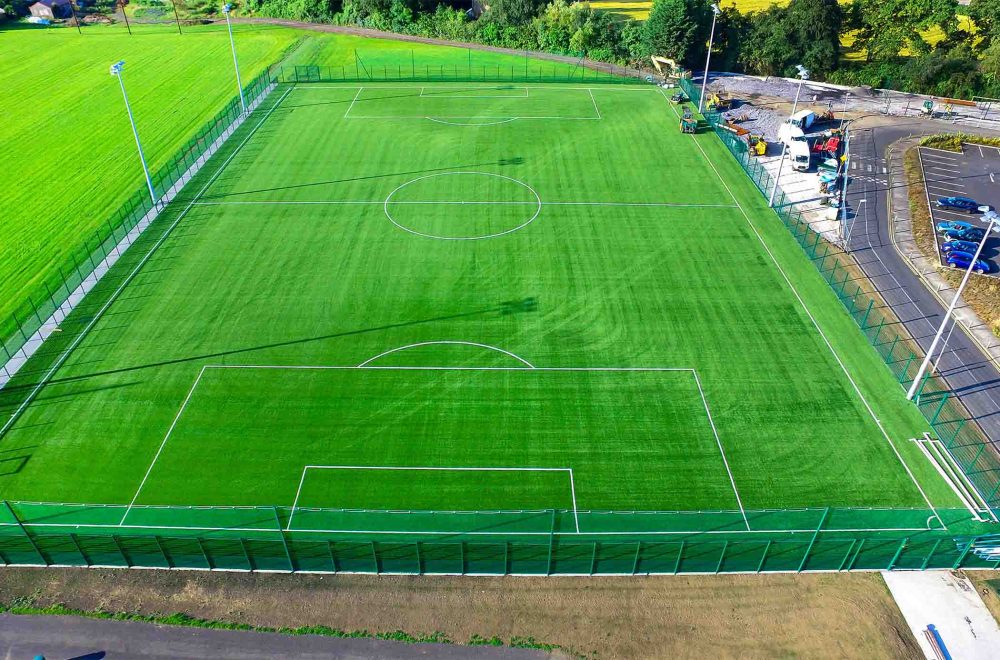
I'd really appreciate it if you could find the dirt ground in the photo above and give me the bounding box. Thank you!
[0,568,924,659]
[967,570,1000,627]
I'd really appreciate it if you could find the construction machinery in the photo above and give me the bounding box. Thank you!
[650,56,689,80]
[680,108,698,134]
[671,91,688,104]
[706,93,731,112]
[747,134,767,157]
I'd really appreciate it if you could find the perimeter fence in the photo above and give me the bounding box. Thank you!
[0,502,998,574]
[275,49,645,84]
[0,67,277,390]
[679,78,1000,515]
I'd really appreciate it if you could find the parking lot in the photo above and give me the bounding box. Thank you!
[919,143,1000,276]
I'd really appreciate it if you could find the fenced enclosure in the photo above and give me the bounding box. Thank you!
[1,502,998,574]
[1,70,999,575]
[679,77,1000,516]
[275,49,646,85]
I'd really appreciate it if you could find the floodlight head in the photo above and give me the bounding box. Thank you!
[978,205,992,214]
[711,3,721,13]
[795,64,809,80]
[222,3,231,12]
[109,60,125,76]
[983,209,1000,227]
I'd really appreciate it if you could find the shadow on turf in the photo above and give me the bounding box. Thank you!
[199,158,526,201]
[0,304,525,401]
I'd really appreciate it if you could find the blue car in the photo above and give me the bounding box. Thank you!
[937,220,974,234]
[942,240,982,254]
[941,227,987,242]
[936,196,982,212]
[946,251,991,273]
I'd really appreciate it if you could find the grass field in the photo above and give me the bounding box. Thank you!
[0,80,966,537]
[0,25,566,331]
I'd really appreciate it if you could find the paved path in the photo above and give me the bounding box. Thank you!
[845,118,1000,449]
[0,614,553,660]
[882,571,1000,659]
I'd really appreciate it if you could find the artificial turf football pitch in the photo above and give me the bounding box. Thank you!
[0,82,968,536]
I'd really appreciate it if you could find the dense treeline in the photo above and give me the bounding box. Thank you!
[244,0,1000,97]
[6,0,1000,97]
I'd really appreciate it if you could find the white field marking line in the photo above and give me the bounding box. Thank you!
[0,87,293,440]
[356,340,535,368]
[419,86,529,98]
[426,117,518,126]
[292,85,656,92]
[343,87,364,119]
[119,365,208,526]
[384,171,542,241]
[206,365,696,372]
[192,200,739,209]
[588,88,602,119]
[661,88,948,531]
[346,115,601,121]
[0,521,939,535]
[692,370,748,530]
[287,465,579,533]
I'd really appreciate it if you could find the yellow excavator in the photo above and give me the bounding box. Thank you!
[650,56,689,80]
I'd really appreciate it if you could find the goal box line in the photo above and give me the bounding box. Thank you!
[287,465,580,534]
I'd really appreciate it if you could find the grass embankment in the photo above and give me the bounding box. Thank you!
[0,25,569,331]
[906,138,1000,336]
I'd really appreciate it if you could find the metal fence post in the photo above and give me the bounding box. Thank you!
[673,541,685,574]
[859,300,874,328]
[797,507,829,572]
[589,542,598,575]
[952,538,976,568]
[69,533,89,566]
[920,539,943,569]
[756,540,772,572]
[837,539,858,571]
[631,542,642,574]
[154,536,173,568]
[715,541,729,573]
[370,540,380,574]
[2,500,45,565]
[887,538,908,570]
[273,507,293,572]
[240,538,254,571]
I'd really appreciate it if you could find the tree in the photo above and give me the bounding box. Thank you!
[482,0,547,26]
[850,0,958,63]
[639,0,711,67]
[969,0,1000,49]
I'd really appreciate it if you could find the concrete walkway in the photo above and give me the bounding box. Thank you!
[0,614,554,660]
[883,571,1000,659]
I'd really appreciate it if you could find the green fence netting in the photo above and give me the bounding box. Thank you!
[276,49,645,85]
[0,502,997,574]
[678,77,1000,515]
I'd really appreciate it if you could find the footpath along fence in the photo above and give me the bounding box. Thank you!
[0,67,277,390]
[679,78,1000,516]
[0,503,998,574]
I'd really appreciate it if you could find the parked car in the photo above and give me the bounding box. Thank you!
[941,240,982,254]
[936,220,975,234]
[941,227,986,242]
[936,196,982,212]
[946,251,991,273]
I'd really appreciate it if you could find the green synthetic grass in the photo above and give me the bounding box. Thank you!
[0,82,963,534]
[0,25,569,331]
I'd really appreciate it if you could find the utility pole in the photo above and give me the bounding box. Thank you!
[906,209,1000,400]
[768,65,809,208]
[697,4,721,114]
[110,61,156,206]
[222,4,246,114]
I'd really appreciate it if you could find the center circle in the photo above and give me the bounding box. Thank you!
[383,172,541,240]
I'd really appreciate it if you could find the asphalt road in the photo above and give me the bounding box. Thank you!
[843,119,1000,450]
[0,614,553,660]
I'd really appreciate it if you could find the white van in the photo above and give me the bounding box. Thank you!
[788,110,815,130]
[789,140,812,171]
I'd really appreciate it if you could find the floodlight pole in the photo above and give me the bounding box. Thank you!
[223,4,246,115]
[110,61,156,206]
[906,210,999,400]
[768,66,809,208]
[697,4,721,114]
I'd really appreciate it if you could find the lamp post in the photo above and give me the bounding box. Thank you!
[768,64,809,208]
[110,61,156,206]
[697,3,721,114]
[906,208,1000,400]
[223,4,246,115]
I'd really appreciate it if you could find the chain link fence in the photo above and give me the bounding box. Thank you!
[679,77,1000,515]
